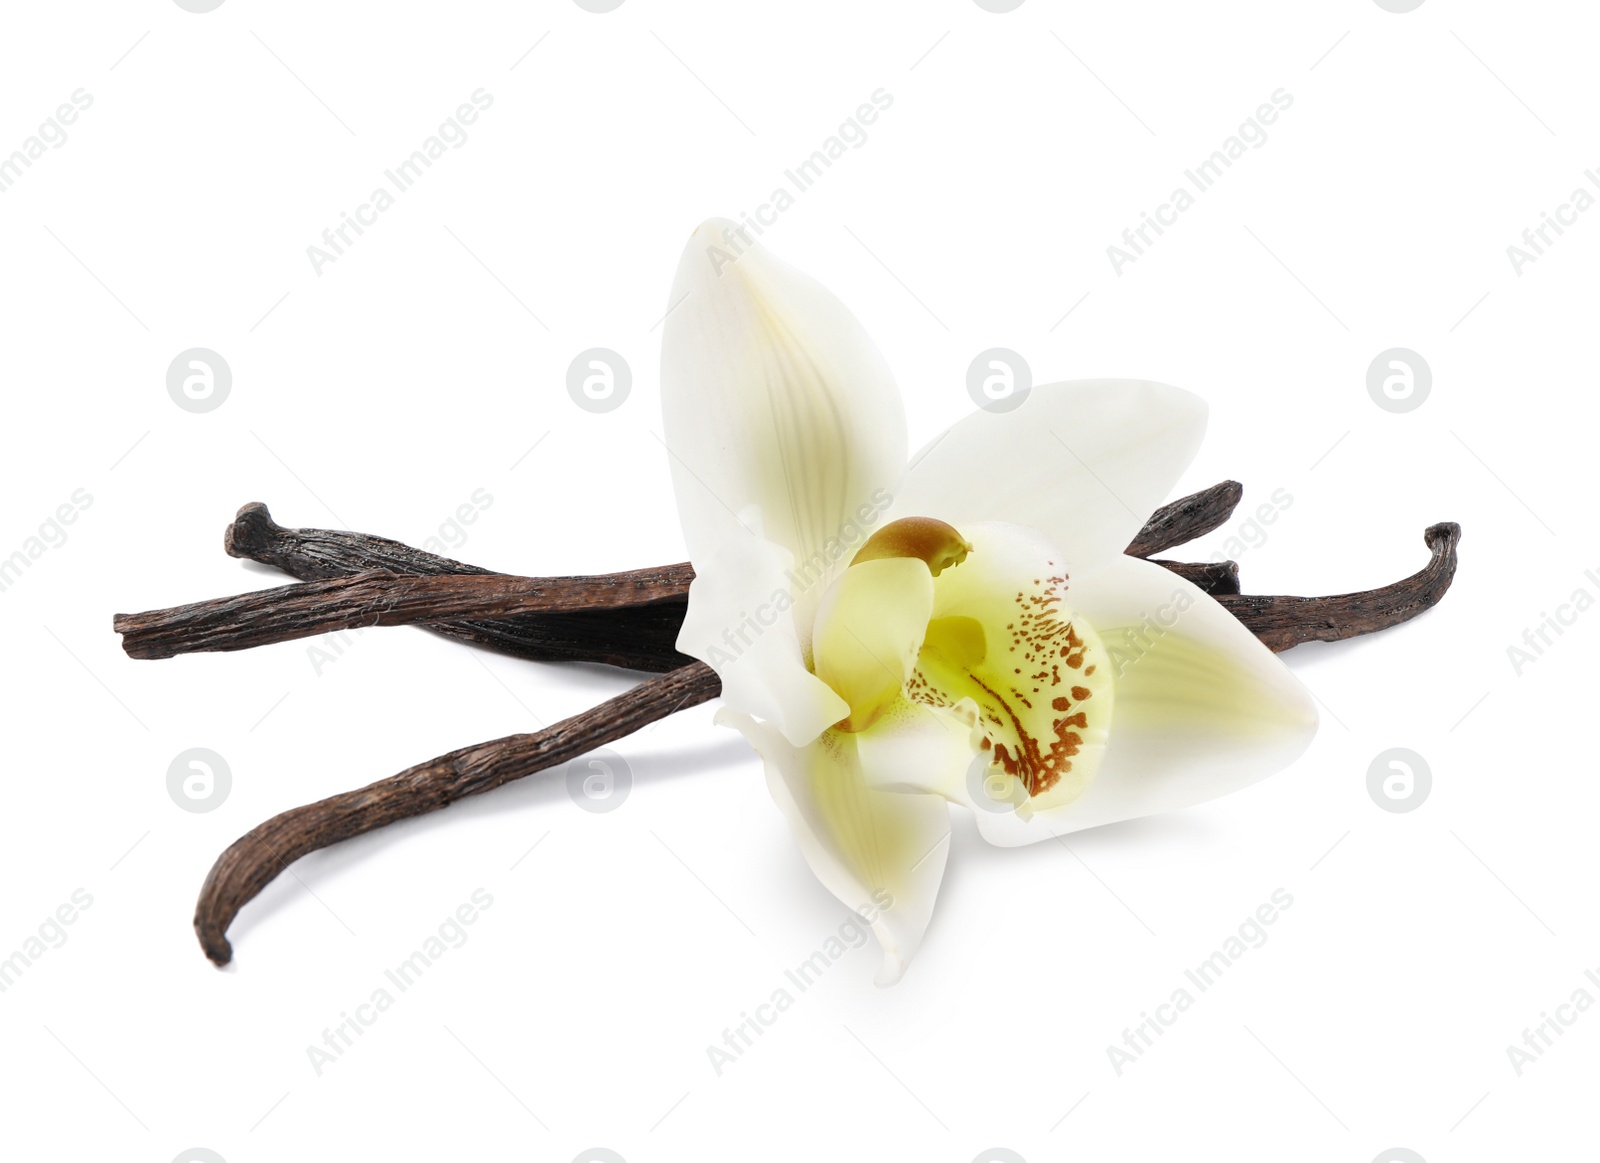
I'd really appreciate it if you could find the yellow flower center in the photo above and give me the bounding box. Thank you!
[813,519,1115,811]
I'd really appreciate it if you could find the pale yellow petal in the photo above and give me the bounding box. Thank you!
[719,709,951,985]
[811,557,935,732]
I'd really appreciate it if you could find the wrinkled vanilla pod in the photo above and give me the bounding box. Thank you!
[194,661,720,966]
[1124,479,1244,557]
[221,501,696,672]
[1216,522,1461,651]
[114,567,692,661]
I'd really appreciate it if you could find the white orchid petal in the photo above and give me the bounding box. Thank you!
[895,380,1207,569]
[719,709,951,985]
[662,218,907,744]
[812,557,935,732]
[676,529,849,746]
[974,555,1318,846]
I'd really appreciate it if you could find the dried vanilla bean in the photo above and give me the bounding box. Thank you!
[1216,523,1461,652]
[195,660,720,966]
[225,502,693,672]
[114,565,693,661]
[224,501,502,582]
[1125,479,1243,558]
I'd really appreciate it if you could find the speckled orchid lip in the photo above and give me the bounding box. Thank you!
[819,519,1114,814]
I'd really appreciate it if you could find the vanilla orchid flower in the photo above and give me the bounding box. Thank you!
[660,219,1318,985]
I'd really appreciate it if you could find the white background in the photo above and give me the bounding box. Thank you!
[1,1,1595,1160]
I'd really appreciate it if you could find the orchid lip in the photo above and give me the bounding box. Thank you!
[816,521,1118,813]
